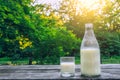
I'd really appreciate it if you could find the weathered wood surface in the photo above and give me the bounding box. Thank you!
[0,64,120,80]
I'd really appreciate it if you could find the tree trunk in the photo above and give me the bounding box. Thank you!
[29,57,32,65]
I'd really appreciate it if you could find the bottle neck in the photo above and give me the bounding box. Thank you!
[84,26,95,38]
[81,23,99,49]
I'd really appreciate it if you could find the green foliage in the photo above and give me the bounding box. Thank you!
[96,31,120,57]
[32,14,80,64]
[0,0,119,65]
[59,0,120,37]
[0,0,80,64]
[0,0,35,62]
[59,0,120,60]
[99,0,120,32]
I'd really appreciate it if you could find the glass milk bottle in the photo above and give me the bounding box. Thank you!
[80,23,101,77]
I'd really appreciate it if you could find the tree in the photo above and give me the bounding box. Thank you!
[0,0,80,64]
[0,0,35,63]
[58,0,120,36]
[97,0,120,32]
[58,0,120,57]
[30,10,80,64]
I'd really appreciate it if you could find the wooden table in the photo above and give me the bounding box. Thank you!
[0,64,120,80]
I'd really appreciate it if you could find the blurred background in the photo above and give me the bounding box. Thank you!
[0,0,120,65]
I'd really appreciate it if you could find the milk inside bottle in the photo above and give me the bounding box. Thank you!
[80,23,101,77]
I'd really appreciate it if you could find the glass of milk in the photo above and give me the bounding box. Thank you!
[60,57,75,77]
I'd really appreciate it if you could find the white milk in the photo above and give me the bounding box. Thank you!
[61,62,75,73]
[80,48,101,76]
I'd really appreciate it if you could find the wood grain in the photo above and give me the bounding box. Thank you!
[0,64,120,79]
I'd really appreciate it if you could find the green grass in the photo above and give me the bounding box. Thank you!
[0,57,29,65]
[0,56,120,65]
[101,55,120,64]
[0,57,11,61]
[75,56,120,64]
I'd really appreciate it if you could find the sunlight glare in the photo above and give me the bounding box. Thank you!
[79,0,100,10]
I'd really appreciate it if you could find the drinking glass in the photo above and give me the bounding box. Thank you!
[60,57,75,77]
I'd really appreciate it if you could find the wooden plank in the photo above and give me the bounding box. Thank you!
[0,64,119,79]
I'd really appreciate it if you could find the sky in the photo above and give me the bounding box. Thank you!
[34,0,61,9]
[33,0,105,10]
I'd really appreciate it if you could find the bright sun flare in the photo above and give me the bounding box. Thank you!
[79,0,100,10]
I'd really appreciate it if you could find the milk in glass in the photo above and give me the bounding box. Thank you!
[60,57,75,77]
